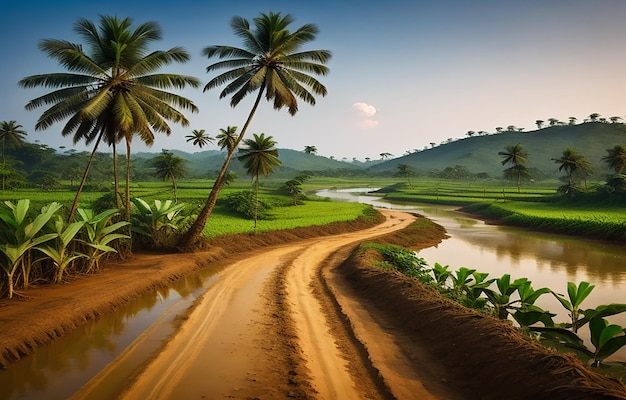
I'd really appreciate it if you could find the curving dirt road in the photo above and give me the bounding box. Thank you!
[96,209,457,399]
[66,208,626,400]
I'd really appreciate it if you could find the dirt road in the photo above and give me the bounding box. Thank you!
[108,209,457,399]
[4,208,625,399]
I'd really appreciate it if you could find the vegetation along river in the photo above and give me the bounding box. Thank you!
[318,188,626,362]
[2,188,625,400]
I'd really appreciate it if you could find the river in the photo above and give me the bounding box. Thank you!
[317,188,626,360]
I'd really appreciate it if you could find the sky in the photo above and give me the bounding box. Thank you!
[3,0,626,161]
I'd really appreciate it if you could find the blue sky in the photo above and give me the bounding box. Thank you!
[3,0,626,161]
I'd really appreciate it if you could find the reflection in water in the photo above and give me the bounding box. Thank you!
[0,264,223,400]
[318,189,626,360]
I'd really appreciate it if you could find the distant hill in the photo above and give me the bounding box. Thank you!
[134,148,372,178]
[367,123,626,178]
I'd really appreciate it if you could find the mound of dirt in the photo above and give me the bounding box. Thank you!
[339,248,626,399]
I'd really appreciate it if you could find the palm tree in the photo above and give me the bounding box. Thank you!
[185,129,214,149]
[602,145,626,174]
[535,120,544,129]
[237,133,282,227]
[0,121,27,191]
[153,150,187,201]
[304,145,317,154]
[553,148,588,192]
[498,144,530,193]
[568,117,577,125]
[180,11,330,249]
[216,126,239,153]
[587,113,601,122]
[19,15,200,222]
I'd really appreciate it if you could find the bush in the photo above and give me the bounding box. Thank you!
[223,190,272,220]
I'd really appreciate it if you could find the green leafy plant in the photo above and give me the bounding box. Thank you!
[589,317,626,366]
[37,216,86,283]
[551,281,595,333]
[0,200,60,298]
[131,198,192,249]
[76,208,129,273]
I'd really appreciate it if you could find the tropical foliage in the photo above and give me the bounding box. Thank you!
[19,15,199,221]
[180,11,331,248]
[237,133,282,227]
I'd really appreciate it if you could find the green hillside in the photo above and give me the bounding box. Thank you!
[368,123,626,178]
[134,148,368,178]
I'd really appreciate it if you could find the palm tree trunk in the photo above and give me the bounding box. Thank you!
[125,138,132,222]
[178,85,265,251]
[113,141,121,209]
[254,175,259,229]
[67,131,104,222]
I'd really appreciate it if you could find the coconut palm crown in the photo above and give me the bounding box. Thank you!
[18,15,200,220]
[202,11,331,115]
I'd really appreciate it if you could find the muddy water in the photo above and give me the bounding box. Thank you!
[317,188,626,361]
[0,264,226,400]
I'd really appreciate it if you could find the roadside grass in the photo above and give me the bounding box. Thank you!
[0,179,375,239]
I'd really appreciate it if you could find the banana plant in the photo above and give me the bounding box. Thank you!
[449,267,476,300]
[37,216,86,283]
[589,317,626,366]
[0,200,60,298]
[483,274,530,320]
[551,281,595,333]
[130,198,190,249]
[430,262,452,293]
[76,208,130,273]
[460,271,495,310]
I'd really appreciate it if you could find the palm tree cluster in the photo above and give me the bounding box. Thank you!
[499,143,626,195]
[13,11,331,252]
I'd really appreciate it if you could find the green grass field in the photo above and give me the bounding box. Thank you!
[1,176,624,240]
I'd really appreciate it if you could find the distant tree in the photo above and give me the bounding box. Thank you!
[185,129,214,149]
[609,116,622,124]
[237,133,282,228]
[466,131,475,137]
[498,143,530,193]
[304,145,318,155]
[395,163,416,186]
[0,121,27,191]
[535,120,544,129]
[587,113,601,122]
[495,127,503,133]
[284,174,310,205]
[216,126,238,154]
[152,150,187,201]
[365,157,370,162]
[548,118,561,126]
[429,143,436,148]
[517,128,525,132]
[553,147,590,193]
[568,117,577,125]
[602,145,626,174]
[506,125,517,132]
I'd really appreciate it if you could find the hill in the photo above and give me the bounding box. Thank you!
[367,122,626,178]
[134,148,374,178]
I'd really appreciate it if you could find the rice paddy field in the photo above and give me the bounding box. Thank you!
[0,176,624,240]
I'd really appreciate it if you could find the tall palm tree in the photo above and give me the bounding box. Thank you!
[19,15,200,221]
[498,143,529,193]
[237,133,282,228]
[153,150,186,201]
[0,121,27,191]
[180,11,330,249]
[185,129,214,149]
[602,145,626,175]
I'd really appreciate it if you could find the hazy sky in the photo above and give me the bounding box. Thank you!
[3,0,626,161]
